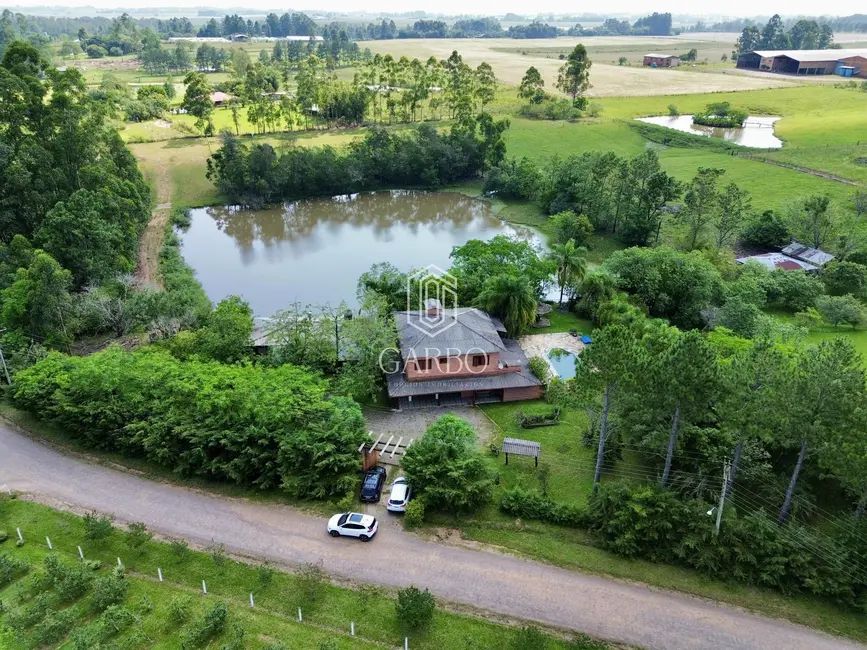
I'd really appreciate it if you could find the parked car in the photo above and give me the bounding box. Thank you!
[386,477,412,512]
[360,465,387,503]
[327,512,378,541]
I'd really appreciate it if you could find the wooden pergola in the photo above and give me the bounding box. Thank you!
[502,437,541,467]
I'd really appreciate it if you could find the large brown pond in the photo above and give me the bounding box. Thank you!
[181,190,542,316]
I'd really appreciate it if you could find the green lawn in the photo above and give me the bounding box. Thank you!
[0,497,605,650]
[770,310,867,357]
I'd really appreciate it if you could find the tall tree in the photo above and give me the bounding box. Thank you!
[182,71,214,135]
[655,329,719,488]
[714,183,751,249]
[580,324,644,491]
[547,239,587,309]
[681,167,724,250]
[778,339,865,524]
[476,273,538,337]
[518,66,545,103]
[556,44,592,102]
[787,195,836,250]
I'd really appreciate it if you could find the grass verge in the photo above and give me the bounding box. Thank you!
[0,497,610,650]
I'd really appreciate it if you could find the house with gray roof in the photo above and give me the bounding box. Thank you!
[386,300,542,409]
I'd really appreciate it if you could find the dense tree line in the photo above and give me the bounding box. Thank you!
[0,44,151,348]
[206,113,509,206]
[734,14,834,55]
[567,13,672,37]
[12,346,368,499]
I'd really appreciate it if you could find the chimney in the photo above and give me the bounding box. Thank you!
[424,298,442,318]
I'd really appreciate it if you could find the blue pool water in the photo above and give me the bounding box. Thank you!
[547,348,578,380]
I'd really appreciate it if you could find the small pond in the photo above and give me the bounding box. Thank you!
[547,348,579,380]
[635,115,783,149]
[181,191,544,316]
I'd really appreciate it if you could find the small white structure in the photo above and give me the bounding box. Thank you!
[736,252,818,272]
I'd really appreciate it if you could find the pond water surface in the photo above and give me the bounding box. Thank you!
[636,115,783,148]
[181,191,543,316]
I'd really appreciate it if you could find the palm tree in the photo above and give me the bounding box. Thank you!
[476,274,538,338]
[547,239,588,309]
[578,271,617,320]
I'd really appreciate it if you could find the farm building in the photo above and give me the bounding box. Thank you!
[643,53,680,67]
[736,48,867,77]
[781,241,835,267]
[209,91,235,106]
[736,253,818,272]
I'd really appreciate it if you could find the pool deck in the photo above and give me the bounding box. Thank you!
[518,333,585,378]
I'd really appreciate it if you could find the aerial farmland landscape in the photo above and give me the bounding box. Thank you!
[0,2,867,649]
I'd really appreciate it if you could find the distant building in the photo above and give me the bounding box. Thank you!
[736,252,818,272]
[781,241,835,267]
[385,301,543,410]
[643,53,680,67]
[209,91,234,106]
[736,49,867,77]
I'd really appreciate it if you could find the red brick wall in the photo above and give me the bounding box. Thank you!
[405,352,522,381]
[503,386,544,402]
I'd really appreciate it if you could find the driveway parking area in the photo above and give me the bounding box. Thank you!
[363,406,499,446]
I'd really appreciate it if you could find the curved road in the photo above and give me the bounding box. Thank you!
[0,423,861,650]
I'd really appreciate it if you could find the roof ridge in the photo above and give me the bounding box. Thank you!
[454,308,508,352]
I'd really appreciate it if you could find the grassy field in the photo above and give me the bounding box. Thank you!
[0,497,603,650]
[770,310,867,357]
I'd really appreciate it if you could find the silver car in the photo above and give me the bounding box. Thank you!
[386,477,412,512]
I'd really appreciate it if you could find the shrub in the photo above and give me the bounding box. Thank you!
[169,538,190,561]
[499,486,586,526]
[167,595,192,626]
[90,567,128,611]
[512,626,548,650]
[297,562,327,607]
[0,554,29,586]
[44,555,93,601]
[568,634,610,649]
[667,104,679,116]
[482,157,541,201]
[83,511,115,543]
[528,356,550,383]
[0,530,8,543]
[125,522,153,553]
[739,210,790,248]
[768,269,825,312]
[181,601,228,648]
[692,101,747,127]
[100,605,137,635]
[209,542,228,569]
[816,294,866,328]
[258,562,276,588]
[395,586,435,632]
[31,607,76,646]
[403,499,425,529]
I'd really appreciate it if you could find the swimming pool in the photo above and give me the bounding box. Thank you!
[547,348,578,380]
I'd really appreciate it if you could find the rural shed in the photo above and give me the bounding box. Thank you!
[736,48,867,76]
[643,53,680,67]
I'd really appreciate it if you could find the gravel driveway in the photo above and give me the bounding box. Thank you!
[0,423,862,650]
[364,406,499,445]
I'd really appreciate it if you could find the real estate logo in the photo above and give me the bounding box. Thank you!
[406,264,458,337]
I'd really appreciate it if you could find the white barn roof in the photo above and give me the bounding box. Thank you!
[750,48,867,63]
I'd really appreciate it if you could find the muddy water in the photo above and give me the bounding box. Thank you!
[181,191,542,316]
[636,115,783,148]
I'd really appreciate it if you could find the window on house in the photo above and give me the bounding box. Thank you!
[472,354,487,367]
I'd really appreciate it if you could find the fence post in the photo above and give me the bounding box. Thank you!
[405,637,409,650]
[45,537,52,550]
[77,545,84,560]
[250,593,254,608]
[117,557,123,568]
[16,527,23,542]
[350,621,355,636]
[297,607,302,622]
[202,580,207,595]
[157,568,163,582]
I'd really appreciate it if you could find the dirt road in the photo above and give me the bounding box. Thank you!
[0,423,861,650]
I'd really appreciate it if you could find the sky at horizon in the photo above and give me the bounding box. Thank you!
[1,1,865,20]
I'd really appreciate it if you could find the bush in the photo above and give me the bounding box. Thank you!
[181,601,228,648]
[297,562,327,607]
[0,530,8,543]
[0,553,29,586]
[170,538,190,561]
[768,269,825,312]
[31,607,76,646]
[125,522,153,553]
[667,104,679,116]
[512,626,548,650]
[90,567,128,611]
[740,210,790,248]
[816,294,866,328]
[519,98,583,121]
[44,555,93,601]
[395,586,435,632]
[528,356,550,383]
[209,542,228,569]
[482,157,541,200]
[403,499,425,529]
[258,562,276,587]
[692,101,747,127]
[167,595,192,626]
[499,486,586,526]
[83,511,115,543]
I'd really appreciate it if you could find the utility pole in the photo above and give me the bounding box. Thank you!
[715,460,731,536]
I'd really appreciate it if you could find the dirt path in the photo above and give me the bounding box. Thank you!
[0,423,861,650]
[134,153,173,289]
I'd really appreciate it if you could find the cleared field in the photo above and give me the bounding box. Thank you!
[364,36,797,96]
